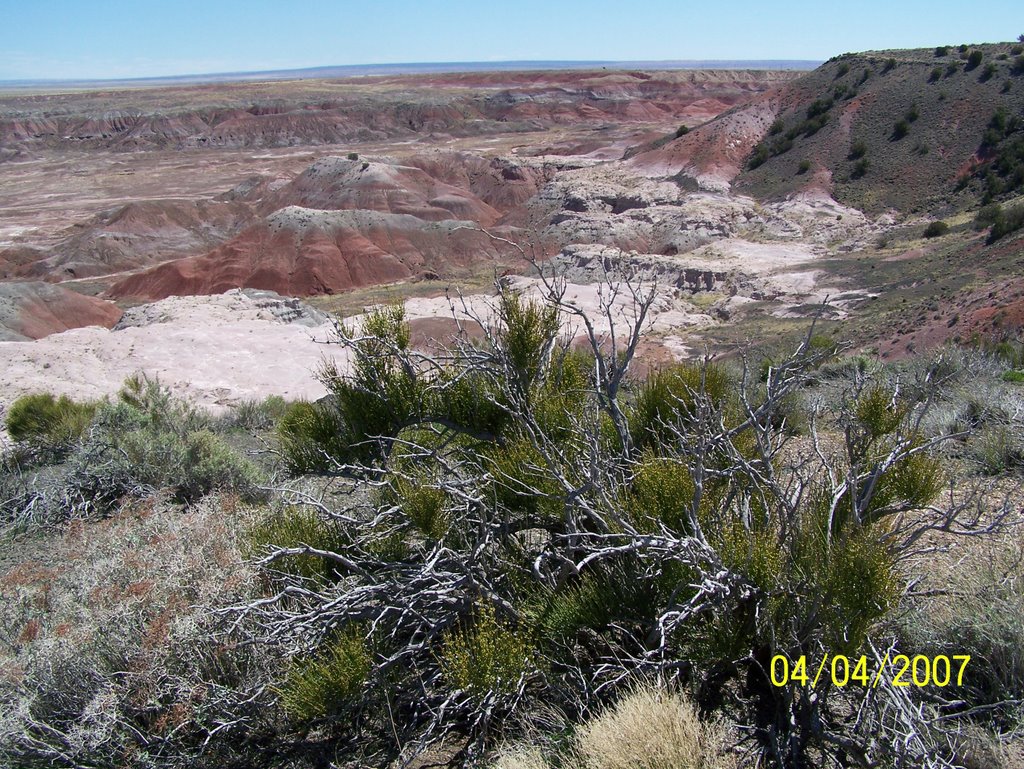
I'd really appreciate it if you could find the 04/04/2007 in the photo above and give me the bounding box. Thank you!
[770,654,971,688]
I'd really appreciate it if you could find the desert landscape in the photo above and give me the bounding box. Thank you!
[3,26,1024,769]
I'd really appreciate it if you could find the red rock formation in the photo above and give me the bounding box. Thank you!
[0,281,122,341]
[627,95,781,189]
[108,208,517,301]
[257,156,503,225]
[5,199,254,281]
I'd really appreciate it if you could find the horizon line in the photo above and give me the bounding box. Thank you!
[0,58,823,88]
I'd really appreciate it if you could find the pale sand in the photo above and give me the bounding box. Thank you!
[0,290,348,416]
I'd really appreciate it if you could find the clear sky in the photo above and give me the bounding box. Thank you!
[1,0,1023,80]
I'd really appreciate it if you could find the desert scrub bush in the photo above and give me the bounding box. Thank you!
[935,46,949,57]
[569,685,735,769]
[5,393,96,452]
[0,495,277,768]
[277,628,371,723]
[276,398,349,473]
[378,472,450,540]
[892,118,910,140]
[1,376,265,530]
[898,532,1024,727]
[228,277,993,768]
[441,603,535,699]
[987,204,1024,243]
[966,49,984,70]
[923,220,950,238]
[114,426,263,503]
[627,361,734,452]
[244,505,350,581]
[230,394,288,431]
[970,424,1024,474]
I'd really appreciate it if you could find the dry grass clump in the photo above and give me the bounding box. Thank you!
[491,685,735,769]
[900,529,1024,723]
[571,686,735,769]
[491,745,551,769]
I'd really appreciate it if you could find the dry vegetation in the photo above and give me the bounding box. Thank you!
[2,262,1022,769]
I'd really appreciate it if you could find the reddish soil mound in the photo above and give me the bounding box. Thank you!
[403,152,555,214]
[108,208,517,301]
[258,156,502,225]
[5,199,254,281]
[628,95,780,188]
[0,281,122,341]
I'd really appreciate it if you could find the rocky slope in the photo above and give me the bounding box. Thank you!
[0,281,122,341]
[107,207,518,300]
[2,199,255,281]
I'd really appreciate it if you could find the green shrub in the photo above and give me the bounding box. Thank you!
[768,118,784,135]
[971,425,1024,474]
[674,124,690,138]
[244,506,349,581]
[892,119,910,140]
[851,157,869,179]
[747,143,769,169]
[117,372,209,432]
[981,62,998,82]
[935,46,949,57]
[923,220,949,238]
[987,204,1024,243]
[484,437,562,520]
[848,139,867,160]
[532,564,665,647]
[1001,369,1024,383]
[882,58,896,73]
[929,66,943,82]
[5,393,96,447]
[116,426,262,503]
[441,603,534,698]
[277,629,371,722]
[231,395,288,431]
[966,50,984,70]
[946,61,960,77]
[347,152,359,160]
[975,202,1004,230]
[276,399,349,473]
[380,473,450,539]
[797,159,811,175]
[627,454,698,534]
[905,103,919,123]
[628,362,734,453]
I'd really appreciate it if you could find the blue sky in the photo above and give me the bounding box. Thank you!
[1,0,1022,80]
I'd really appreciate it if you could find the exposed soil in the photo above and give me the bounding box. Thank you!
[2,57,1022,409]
